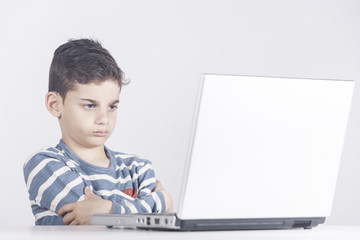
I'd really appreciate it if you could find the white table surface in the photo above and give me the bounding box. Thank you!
[1,225,359,240]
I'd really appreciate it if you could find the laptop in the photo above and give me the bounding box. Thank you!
[91,74,355,231]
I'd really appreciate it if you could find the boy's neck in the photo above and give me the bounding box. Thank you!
[62,138,110,168]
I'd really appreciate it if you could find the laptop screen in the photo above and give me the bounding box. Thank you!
[178,74,354,220]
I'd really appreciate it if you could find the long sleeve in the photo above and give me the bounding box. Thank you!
[24,145,166,225]
[109,157,166,214]
[24,149,86,225]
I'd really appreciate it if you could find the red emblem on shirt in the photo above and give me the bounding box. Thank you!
[121,188,138,198]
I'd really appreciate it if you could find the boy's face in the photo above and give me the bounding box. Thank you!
[58,80,121,150]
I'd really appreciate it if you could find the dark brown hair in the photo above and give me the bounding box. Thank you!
[49,39,125,100]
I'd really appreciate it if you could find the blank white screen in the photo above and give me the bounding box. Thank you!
[180,74,354,219]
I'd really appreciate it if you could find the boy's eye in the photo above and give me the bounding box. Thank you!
[109,105,118,111]
[84,104,96,109]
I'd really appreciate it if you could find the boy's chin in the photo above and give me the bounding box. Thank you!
[64,135,111,149]
[83,137,109,148]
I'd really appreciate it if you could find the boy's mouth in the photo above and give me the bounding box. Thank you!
[93,131,108,137]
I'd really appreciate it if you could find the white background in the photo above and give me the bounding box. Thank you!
[0,0,359,226]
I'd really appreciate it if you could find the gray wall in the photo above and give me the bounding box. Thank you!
[0,0,359,226]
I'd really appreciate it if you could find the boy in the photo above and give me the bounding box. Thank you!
[23,39,173,225]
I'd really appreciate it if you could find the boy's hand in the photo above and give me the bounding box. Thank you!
[154,180,173,213]
[58,186,113,225]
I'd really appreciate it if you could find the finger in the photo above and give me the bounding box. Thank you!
[155,181,163,191]
[84,186,92,196]
[69,219,80,226]
[62,211,76,225]
[156,180,163,187]
[84,186,97,199]
[58,203,75,217]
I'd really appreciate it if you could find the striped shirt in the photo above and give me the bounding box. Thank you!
[23,140,165,225]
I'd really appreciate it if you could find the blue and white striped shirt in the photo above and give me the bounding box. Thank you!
[23,140,165,225]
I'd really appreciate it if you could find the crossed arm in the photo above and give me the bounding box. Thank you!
[58,181,173,225]
[24,153,173,225]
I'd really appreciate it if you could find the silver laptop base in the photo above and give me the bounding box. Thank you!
[91,213,325,231]
[176,216,326,231]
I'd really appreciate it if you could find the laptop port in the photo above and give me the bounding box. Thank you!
[155,218,160,225]
[146,217,151,226]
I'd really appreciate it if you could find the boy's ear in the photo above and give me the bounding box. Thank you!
[45,92,63,118]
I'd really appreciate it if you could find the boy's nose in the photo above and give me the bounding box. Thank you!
[95,109,109,125]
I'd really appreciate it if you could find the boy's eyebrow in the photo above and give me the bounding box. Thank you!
[79,98,97,103]
[78,98,119,104]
